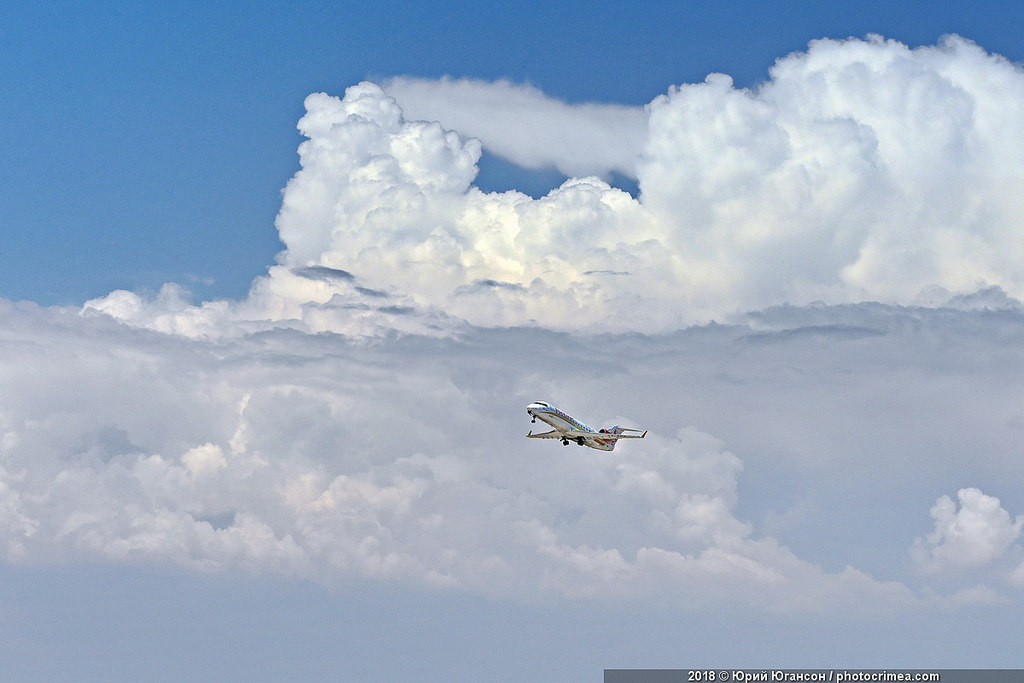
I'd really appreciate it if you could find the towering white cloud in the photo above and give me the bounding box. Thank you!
[641,35,1024,312]
[86,35,1024,337]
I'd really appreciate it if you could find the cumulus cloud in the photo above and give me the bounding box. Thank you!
[640,35,1024,312]
[912,488,1023,572]
[85,35,1024,337]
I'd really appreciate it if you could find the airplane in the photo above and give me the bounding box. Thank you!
[526,401,646,451]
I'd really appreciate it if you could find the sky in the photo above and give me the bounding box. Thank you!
[3,1,1024,681]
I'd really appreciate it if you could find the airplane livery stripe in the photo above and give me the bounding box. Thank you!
[536,405,593,433]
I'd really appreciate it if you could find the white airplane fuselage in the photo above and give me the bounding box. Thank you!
[526,401,642,451]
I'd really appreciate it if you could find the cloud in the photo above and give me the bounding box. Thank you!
[382,76,647,179]
[85,35,1024,337]
[11,35,1024,617]
[1010,561,1024,589]
[912,488,1023,572]
[9,296,1024,613]
[639,34,1024,312]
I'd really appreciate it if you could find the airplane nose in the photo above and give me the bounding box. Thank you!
[527,401,551,415]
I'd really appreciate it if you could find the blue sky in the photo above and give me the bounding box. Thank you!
[4,1,1024,304]
[4,3,1024,681]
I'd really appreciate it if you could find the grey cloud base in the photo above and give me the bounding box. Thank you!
[3,299,1023,612]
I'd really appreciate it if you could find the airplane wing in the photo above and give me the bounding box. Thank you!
[526,429,563,439]
[608,430,647,439]
[612,431,647,439]
[561,429,647,440]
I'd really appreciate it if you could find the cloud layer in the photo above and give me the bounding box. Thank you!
[5,299,1024,612]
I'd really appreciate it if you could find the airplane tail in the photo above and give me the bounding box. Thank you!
[598,425,646,451]
[602,426,626,451]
